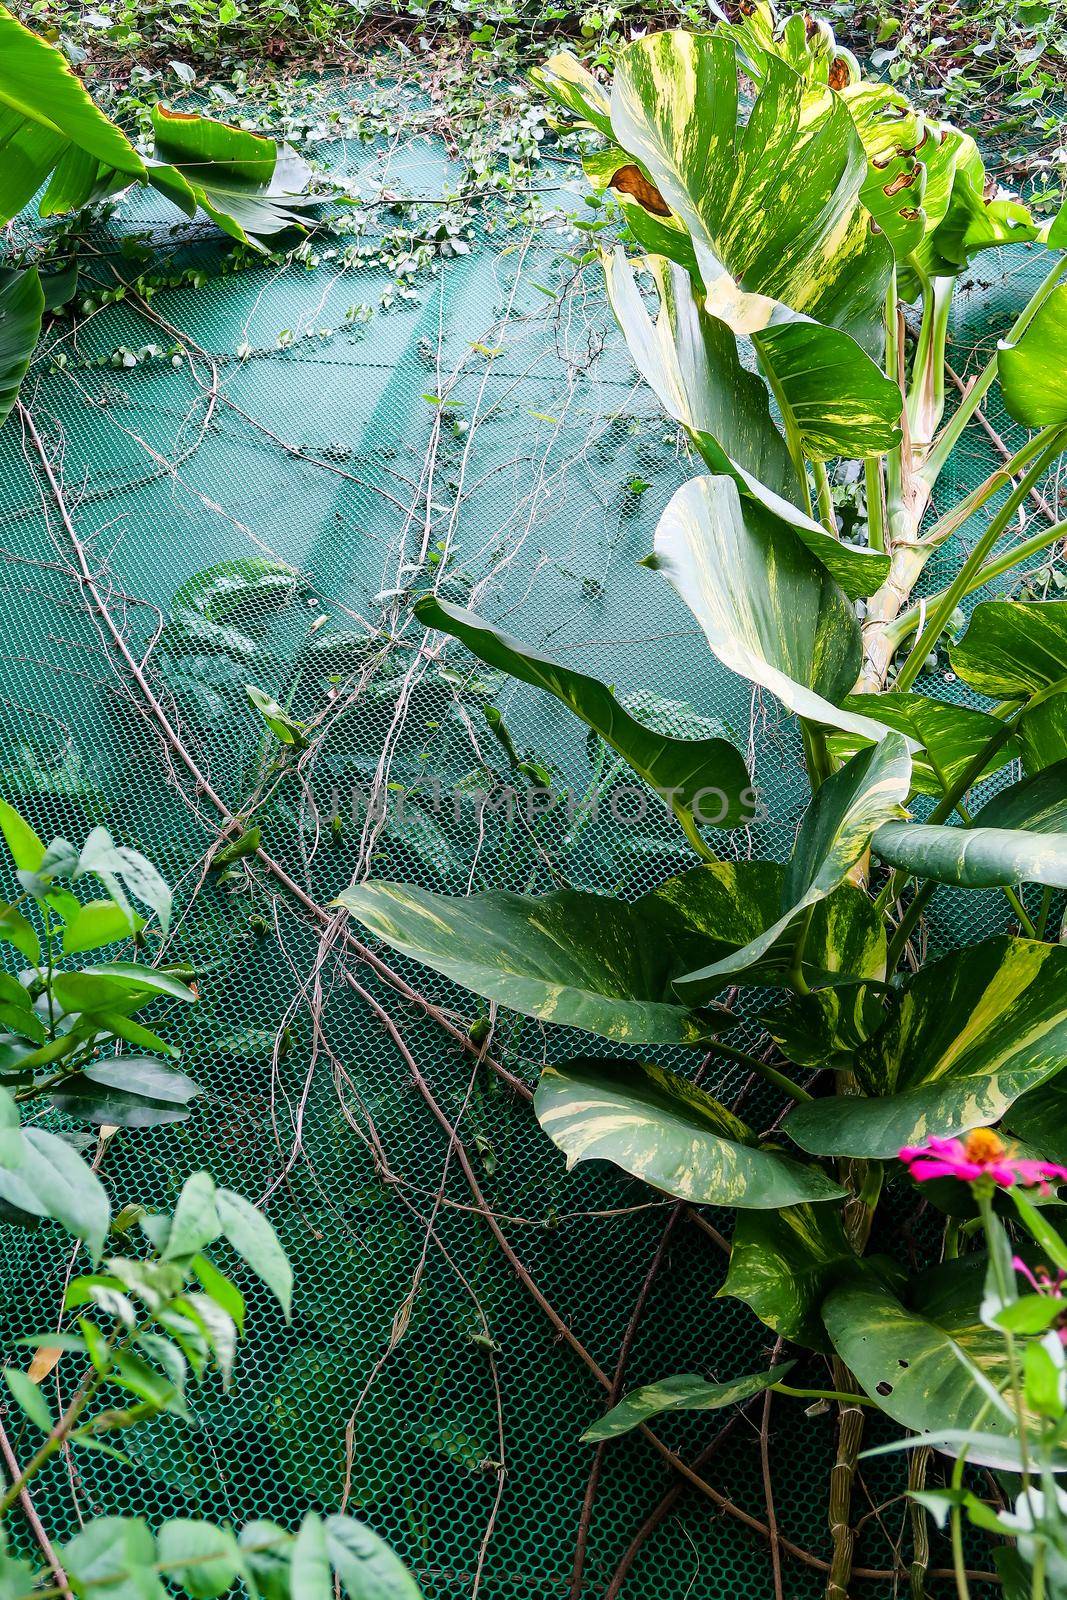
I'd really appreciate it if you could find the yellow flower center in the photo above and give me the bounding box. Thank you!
[963,1128,1006,1166]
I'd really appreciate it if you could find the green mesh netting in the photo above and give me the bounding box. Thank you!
[0,69,1058,1600]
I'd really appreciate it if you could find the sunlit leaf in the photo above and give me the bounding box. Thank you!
[647,475,893,740]
[535,1056,845,1208]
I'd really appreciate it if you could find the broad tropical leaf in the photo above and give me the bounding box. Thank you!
[336,880,723,1045]
[610,31,891,350]
[871,760,1067,890]
[607,31,901,457]
[822,1261,1036,1469]
[949,599,1067,699]
[908,126,1035,282]
[1005,1077,1067,1167]
[673,736,910,1000]
[602,251,889,598]
[0,268,43,431]
[654,860,885,995]
[148,109,322,248]
[721,1203,856,1350]
[413,593,756,834]
[581,1363,794,1442]
[949,601,1067,776]
[534,1057,845,1207]
[829,692,1018,797]
[0,3,144,224]
[529,52,613,136]
[998,282,1067,426]
[714,1,929,260]
[648,476,893,739]
[786,937,1067,1158]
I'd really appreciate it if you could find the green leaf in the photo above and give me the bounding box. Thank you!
[180,1292,237,1387]
[910,127,1035,281]
[77,833,173,935]
[413,592,755,834]
[192,1255,246,1336]
[720,1203,855,1350]
[246,683,308,747]
[535,1056,845,1208]
[646,475,893,741]
[0,795,45,871]
[324,1515,426,1600]
[156,1520,240,1600]
[871,759,1067,890]
[79,962,195,1004]
[949,599,1067,699]
[216,1188,293,1319]
[998,281,1067,426]
[582,1363,794,1443]
[61,899,141,955]
[608,33,900,452]
[787,936,1067,1158]
[0,900,39,963]
[3,1364,53,1430]
[337,878,721,1045]
[90,1011,179,1057]
[171,557,303,624]
[601,250,889,599]
[149,110,321,249]
[0,1127,109,1261]
[0,5,144,225]
[830,692,1018,798]
[238,1522,293,1600]
[822,1260,1033,1469]
[529,51,614,136]
[50,1061,200,1127]
[63,1516,164,1600]
[0,269,43,432]
[674,737,910,999]
[164,1171,221,1261]
[1006,1077,1067,1166]
[290,1513,331,1600]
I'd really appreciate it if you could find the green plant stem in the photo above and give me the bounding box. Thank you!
[812,459,837,535]
[773,1385,877,1407]
[1032,1537,1046,1600]
[976,1186,1032,1492]
[907,275,953,449]
[711,1038,813,1102]
[883,515,1067,654]
[788,905,815,997]
[801,720,832,791]
[922,252,1067,491]
[864,458,886,554]
[885,701,1026,967]
[0,1365,107,1517]
[894,428,1067,693]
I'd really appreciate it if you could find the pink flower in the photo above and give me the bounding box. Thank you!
[898,1130,1067,1192]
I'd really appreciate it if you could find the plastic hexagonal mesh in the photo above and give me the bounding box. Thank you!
[0,89,1055,1600]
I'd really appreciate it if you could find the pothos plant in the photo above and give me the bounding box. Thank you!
[332,5,1067,1594]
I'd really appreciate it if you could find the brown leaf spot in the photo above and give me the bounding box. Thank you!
[609,165,672,218]
[828,56,850,90]
[882,170,918,197]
